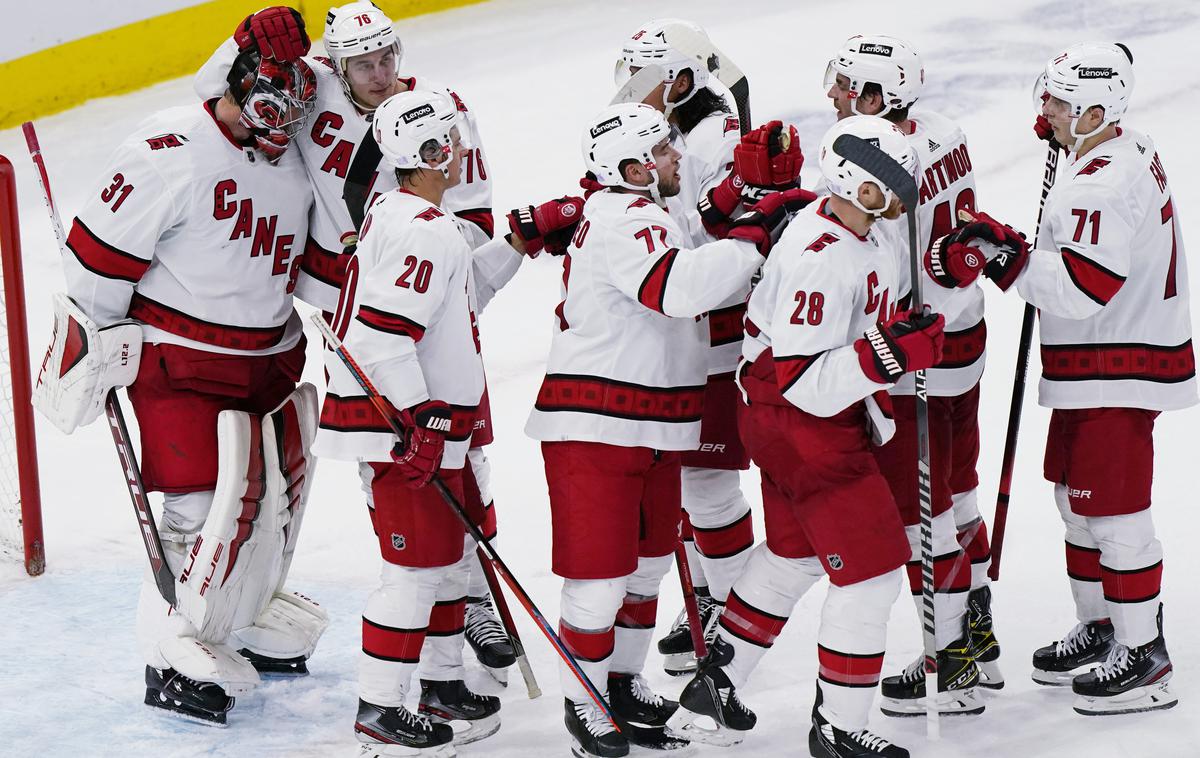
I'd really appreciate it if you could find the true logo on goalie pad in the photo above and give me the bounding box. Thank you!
[827,554,844,570]
[391,533,406,550]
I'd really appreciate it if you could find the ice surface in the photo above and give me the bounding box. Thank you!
[2,0,1199,755]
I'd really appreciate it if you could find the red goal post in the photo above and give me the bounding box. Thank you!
[0,154,45,576]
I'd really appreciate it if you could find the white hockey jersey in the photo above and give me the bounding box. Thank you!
[887,109,984,397]
[63,102,311,355]
[741,198,900,416]
[668,108,748,377]
[524,190,763,450]
[313,190,487,468]
[1015,128,1196,411]
[194,40,495,310]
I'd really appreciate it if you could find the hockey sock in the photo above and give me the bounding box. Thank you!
[560,578,625,702]
[904,509,970,648]
[680,515,708,592]
[1055,485,1108,623]
[418,549,470,682]
[683,467,755,602]
[816,568,902,733]
[360,563,441,706]
[952,488,992,589]
[465,534,492,600]
[717,546,823,688]
[612,554,672,674]
[1089,510,1164,647]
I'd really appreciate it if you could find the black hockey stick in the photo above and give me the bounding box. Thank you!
[22,121,177,605]
[987,144,1059,582]
[310,314,620,731]
[832,133,939,736]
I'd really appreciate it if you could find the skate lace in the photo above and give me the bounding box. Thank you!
[629,674,665,708]
[1094,644,1132,682]
[899,656,926,684]
[666,608,688,635]
[850,729,892,751]
[574,700,616,736]
[398,705,435,733]
[1055,622,1094,657]
[466,600,509,646]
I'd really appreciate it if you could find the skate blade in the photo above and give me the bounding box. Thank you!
[977,660,1005,690]
[1073,681,1178,716]
[880,689,986,718]
[444,713,501,745]
[144,693,229,728]
[662,652,699,677]
[664,708,745,747]
[356,741,456,758]
[1031,668,1080,686]
[484,664,510,687]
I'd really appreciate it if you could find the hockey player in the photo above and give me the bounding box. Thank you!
[668,116,942,758]
[613,18,807,676]
[34,48,326,724]
[313,89,532,755]
[824,35,996,711]
[525,102,793,757]
[931,41,1193,715]
[196,3,522,682]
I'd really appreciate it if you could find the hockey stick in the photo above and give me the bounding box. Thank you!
[22,121,178,606]
[662,23,751,133]
[476,546,542,698]
[310,314,619,730]
[985,144,1058,582]
[832,133,939,738]
[673,540,708,660]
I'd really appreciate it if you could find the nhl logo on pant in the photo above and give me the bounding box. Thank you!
[827,553,844,570]
[391,533,406,551]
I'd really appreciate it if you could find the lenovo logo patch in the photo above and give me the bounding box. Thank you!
[859,43,894,56]
[1076,66,1115,79]
[401,104,434,123]
[590,116,622,139]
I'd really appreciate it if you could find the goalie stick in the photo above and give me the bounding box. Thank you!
[832,132,939,738]
[310,313,619,731]
[661,23,751,134]
[22,121,177,606]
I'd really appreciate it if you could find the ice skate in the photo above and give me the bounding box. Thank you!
[418,679,501,745]
[966,586,1003,689]
[355,698,455,757]
[879,629,985,717]
[565,698,629,758]
[1072,605,1177,715]
[604,673,693,753]
[144,666,234,726]
[1031,618,1114,686]
[464,596,516,685]
[665,651,755,747]
[657,593,720,676]
[811,684,908,757]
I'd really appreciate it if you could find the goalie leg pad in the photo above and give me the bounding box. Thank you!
[32,292,142,434]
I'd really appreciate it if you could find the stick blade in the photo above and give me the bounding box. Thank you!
[831,133,918,210]
[660,23,750,133]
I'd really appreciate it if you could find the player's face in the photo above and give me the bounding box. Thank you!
[827,73,857,120]
[346,49,399,108]
[652,139,683,197]
[1040,93,1075,145]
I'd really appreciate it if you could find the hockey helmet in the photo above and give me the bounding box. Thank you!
[824,35,924,115]
[818,115,917,217]
[581,102,676,205]
[1033,42,1134,149]
[615,19,714,114]
[373,90,467,179]
[227,50,317,164]
[324,1,404,110]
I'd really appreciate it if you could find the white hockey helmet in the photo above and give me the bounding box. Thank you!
[818,115,917,217]
[1033,42,1134,149]
[582,102,675,205]
[373,90,465,178]
[324,2,403,108]
[824,35,924,116]
[615,19,713,114]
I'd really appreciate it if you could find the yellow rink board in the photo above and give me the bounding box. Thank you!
[0,0,483,130]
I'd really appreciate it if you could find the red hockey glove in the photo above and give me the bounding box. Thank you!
[391,400,452,489]
[734,120,803,189]
[925,231,987,289]
[1033,115,1062,151]
[725,189,810,257]
[579,172,607,199]
[234,7,310,62]
[855,309,946,384]
[507,196,585,257]
[955,211,1030,292]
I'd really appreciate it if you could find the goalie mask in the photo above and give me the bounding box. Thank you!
[373,90,471,179]
[818,115,917,217]
[615,18,714,116]
[324,1,404,112]
[227,51,317,164]
[1032,42,1134,151]
[824,34,924,116]
[582,102,675,207]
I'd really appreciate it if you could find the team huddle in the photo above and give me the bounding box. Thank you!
[30,2,1194,757]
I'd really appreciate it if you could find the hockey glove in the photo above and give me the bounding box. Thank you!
[235,7,310,62]
[925,231,987,289]
[734,120,803,190]
[725,188,813,257]
[391,400,452,489]
[579,172,607,199]
[1033,115,1063,151]
[507,196,585,257]
[855,308,946,384]
[955,211,1030,292]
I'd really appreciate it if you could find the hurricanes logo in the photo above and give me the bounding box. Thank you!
[827,554,844,570]
[391,533,406,550]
